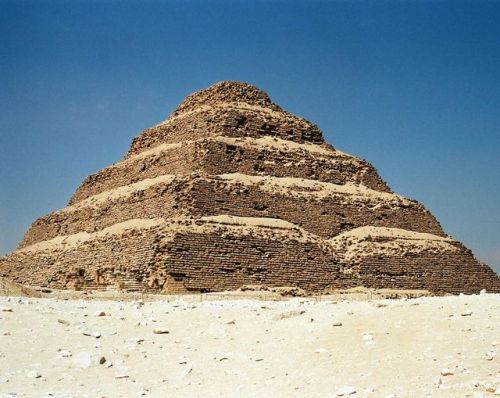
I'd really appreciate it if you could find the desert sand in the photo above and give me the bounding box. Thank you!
[0,292,498,398]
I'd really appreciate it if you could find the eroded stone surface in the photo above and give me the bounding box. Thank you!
[0,81,498,294]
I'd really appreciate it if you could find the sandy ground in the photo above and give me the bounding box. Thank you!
[0,293,498,398]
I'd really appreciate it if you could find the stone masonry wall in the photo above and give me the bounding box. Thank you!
[69,138,390,205]
[20,174,442,249]
[128,104,324,157]
[2,221,497,295]
[0,227,163,291]
[354,250,500,294]
[189,178,444,238]
[20,179,191,248]
[1,222,351,293]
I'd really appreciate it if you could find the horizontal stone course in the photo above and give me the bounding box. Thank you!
[20,173,443,248]
[2,220,497,294]
[128,81,325,156]
[69,136,390,205]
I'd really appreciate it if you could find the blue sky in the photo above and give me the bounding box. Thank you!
[1,0,499,273]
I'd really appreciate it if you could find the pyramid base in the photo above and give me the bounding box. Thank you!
[1,219,498,295]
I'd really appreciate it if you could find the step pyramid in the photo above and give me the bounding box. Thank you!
[1,81,498,294]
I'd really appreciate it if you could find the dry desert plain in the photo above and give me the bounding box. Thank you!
[0,290,499,398]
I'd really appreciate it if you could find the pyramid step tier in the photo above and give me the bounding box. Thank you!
[4,217,343,293]
[173,81,281,115]
[3,219,498,294]
[20,172,443,248]
[127,100,324,158]
[329,227,500,294]
[69,136,390,205]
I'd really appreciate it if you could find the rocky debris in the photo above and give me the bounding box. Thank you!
[332,321,343,327]
[440,368,454,376]
[0,294,499,396]
[1,307,13,312]
[177,366,193,380]
[0,277,41,297]
[82,331,101,338]
[273,310,306,320]
[153,327,169,334]
[26,370,41,379]
[73,351,98,369]
[94,311,107,317]
[363,333,375,345]
[57,349,72,358]
[336,386,356,396]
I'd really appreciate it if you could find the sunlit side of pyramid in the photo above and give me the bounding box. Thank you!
[1,81,498,294]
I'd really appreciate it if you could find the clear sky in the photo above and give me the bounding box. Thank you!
[1,0,499,273]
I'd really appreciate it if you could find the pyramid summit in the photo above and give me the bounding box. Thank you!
[173,81,279,113]
[1,81,498,294]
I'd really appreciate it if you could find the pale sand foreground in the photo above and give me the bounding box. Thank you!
[0,294,498,398]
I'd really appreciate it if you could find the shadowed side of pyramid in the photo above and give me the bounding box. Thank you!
[1,81,498,294]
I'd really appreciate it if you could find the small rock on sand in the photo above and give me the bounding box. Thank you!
[336,386,356,395]
[273,310,306,320]
[26,370,41,379]
[153,327,169,334]
[73,351,94,369]
[57,349,72,358]
[440,368,454,376]
[94,311,107,317]
[363,333,375,345]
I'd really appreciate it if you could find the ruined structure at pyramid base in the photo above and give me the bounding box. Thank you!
[1,81,498,295]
